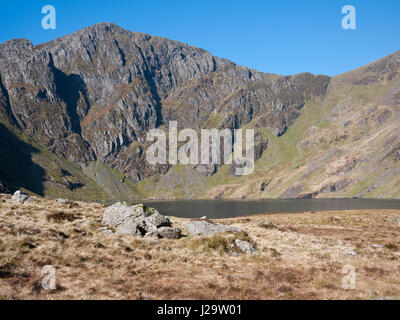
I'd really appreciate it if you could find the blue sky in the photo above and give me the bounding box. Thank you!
[0,0,399,76]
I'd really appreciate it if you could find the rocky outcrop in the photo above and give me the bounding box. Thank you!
[235,239,257,254]
[57,198,73,205]
[185,221,241,236]
[11,190,29,203]
[102,202,180,239]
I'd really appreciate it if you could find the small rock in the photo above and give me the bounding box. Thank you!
[344,251,357,256]
[200,216,208,220]
[115,221,141,236]
[102,202,146,229]
[144,209,171,228]
[58,198,72,205]
[157,227,182,239]
[372,244,385,248]
[185,221,241,236]
[235,239,257,254]
[11,190,29,203]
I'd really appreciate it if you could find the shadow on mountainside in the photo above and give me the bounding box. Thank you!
[0,123,46,196]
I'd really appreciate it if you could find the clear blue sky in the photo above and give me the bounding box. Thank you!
[1,0,399,76]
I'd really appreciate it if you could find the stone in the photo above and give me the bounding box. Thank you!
[102,202,179,238]
[344,251,357,256]
[144,209,171,228]
[102,202,147,228]
[372,244,385,248]
[185,221,241,236]
[157,227,182,239]
[115,221,141,236]
[57,198,72,205]
[235,239,257,254]
[11,190,29,203]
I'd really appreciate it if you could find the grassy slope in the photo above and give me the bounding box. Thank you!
[1,194,399,299]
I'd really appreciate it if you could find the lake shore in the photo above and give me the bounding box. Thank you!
[1,193,399,300]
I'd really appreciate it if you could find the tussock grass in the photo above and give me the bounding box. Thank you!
[0,194,399,300]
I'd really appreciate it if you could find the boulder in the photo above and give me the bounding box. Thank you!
[11,190,29,203]
[115,221,141,236]
[156,227,182,239]
[57,198,73,205]
[235,239,257,254]
[102,202,177,238]
[185,221,241,236]
[144,208,171,228]
[102,202,147,228]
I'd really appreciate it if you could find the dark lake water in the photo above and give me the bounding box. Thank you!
[141,199,400,219]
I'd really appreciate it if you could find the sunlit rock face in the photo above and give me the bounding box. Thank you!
[0,23,330,182]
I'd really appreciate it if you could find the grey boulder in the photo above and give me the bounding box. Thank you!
[102,202,146,228]
[235,239,257,254]
[115,220,142,236]
[157,227,182,239]
[102,202,177,238]
[185,221,241,236]
[57,198,73,205]
[11,190,30,203]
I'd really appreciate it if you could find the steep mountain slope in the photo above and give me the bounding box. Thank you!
[204,51,400,199]
[0,23,399,199]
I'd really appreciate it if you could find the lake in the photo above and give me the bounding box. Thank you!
[141,198,400,219]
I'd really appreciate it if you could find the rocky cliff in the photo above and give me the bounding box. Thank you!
[0,23,399,200]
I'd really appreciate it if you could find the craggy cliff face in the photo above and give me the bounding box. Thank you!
[0,23,329,182]
[1,23,399,200]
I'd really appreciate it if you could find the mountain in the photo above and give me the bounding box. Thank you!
[0,23,399,200]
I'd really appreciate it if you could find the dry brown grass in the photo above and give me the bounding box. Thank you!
[0,193,399,300]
